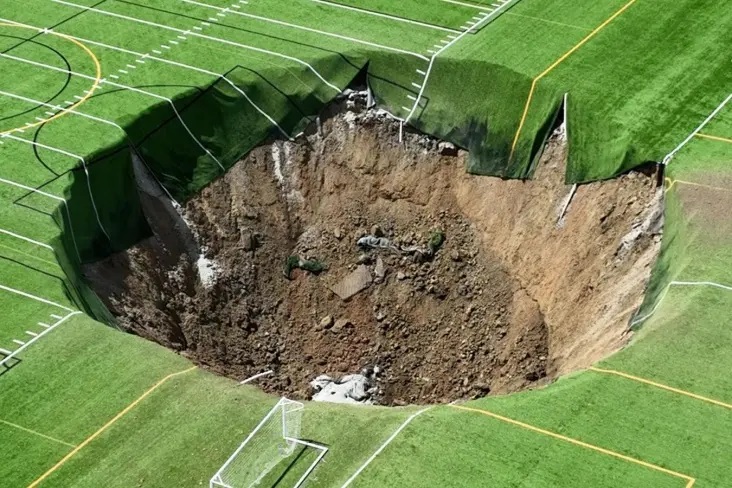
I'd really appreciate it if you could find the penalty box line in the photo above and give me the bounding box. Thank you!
[664,177,732,194]
[340,406,433,488]
[589,367,732,410]
[695,132,732,145]
[509,0,639,160]
[28,365,198,488]
[450,404,696,488]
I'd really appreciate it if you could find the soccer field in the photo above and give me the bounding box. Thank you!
[1,0,731,486]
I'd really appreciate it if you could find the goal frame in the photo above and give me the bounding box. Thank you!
[210,397,328,488]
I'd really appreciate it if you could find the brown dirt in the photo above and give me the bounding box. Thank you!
[84,99,663,405]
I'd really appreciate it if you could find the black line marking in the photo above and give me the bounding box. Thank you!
[0,0,109,54]
[0,35,71,129]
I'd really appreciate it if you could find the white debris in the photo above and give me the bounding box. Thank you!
[311,373,373,405]
[197,254,219,288]
[343,110,358,130]
[271,142,285,185]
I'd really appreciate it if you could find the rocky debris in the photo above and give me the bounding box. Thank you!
[330,265,372,300]
[239,231,259,252]
[87,88,660,406]
[332,318,352,333]
[615,189,664,260]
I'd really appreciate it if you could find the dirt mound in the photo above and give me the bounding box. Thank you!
[85,97,662,405]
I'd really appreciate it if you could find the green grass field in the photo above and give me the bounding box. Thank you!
[0,0,730,486]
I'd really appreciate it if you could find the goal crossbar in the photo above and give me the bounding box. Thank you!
[210,398,325,488]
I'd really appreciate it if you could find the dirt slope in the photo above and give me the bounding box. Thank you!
[85,98,662,405]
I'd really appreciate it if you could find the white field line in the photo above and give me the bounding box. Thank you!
[95,0,293,142]
[0,177,81,262]
[632,280,732,326]
[0,227,53,250]
[239,369,273,384]
[0,134,111,241]
[284,438,329,488]
[180,0,429,61]
[440,0,492,10]
[0,311,82,367]
[0,241,59,268]
[309,0,460,34]
[0,18,292,142]
[0,284,75,312]
[663,93,732,165]
[0,88,181,204]
[0,419,77,448]
[404,0,516,124]
[0,50,226,171]
[52,0,341,93]
[340,407,432,488]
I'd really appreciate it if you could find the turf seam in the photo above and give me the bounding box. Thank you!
[504,12,590,31]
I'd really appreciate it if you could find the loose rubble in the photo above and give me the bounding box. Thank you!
[85,86,662,406]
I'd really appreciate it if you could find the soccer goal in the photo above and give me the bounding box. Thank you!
[210,398,328,488]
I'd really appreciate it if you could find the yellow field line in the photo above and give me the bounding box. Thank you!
[450,404,695,487]
[590,366,732,410]
[664,177,732,194]
[695,133,732,145]
[0,418,77,448]
[28,366,197,488]
[509,0,639,160]
[0,23,102,136]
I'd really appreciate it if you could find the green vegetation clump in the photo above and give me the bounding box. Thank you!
[284,255,326,279]
[428,230,445,254]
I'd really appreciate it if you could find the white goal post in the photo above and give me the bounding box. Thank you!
[210,398,328,488]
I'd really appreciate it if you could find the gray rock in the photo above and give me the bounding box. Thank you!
[374,257,386,283]
[370,224,384,237]
[330,265,372,300]
[319,315,334,329]
[333,318,352,332]
[438,141,458,156]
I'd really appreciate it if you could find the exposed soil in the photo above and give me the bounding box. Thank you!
[85,94,663,405]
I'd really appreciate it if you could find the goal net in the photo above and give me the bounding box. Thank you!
[210,398,304,488]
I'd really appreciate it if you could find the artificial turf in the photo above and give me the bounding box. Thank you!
[0,0,731,486]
